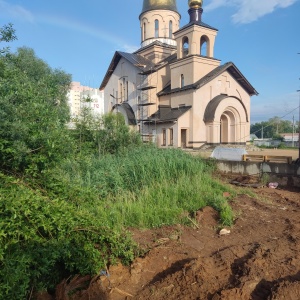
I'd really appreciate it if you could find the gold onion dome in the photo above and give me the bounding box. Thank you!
[141,0,178,14]
[188,0,203,8]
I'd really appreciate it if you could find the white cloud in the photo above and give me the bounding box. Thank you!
[0,0,34,23]
[206,0,298,24]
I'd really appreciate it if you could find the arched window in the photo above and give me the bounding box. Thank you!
[143,22,146,40]
[169,20,173,39]
[200,36,209,56]
[182,37,189,57]
[181,74,184,88]
[155,19,159,38]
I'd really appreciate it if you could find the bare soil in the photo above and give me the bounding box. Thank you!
[47,177,300,300]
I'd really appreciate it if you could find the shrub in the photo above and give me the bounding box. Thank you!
[0,173,136,299]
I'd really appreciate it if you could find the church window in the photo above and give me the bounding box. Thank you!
[200,36,209,56]
[120,83,123,102]
[155,19,159,38]
[143,22,146,40]
[169,128,173,146]
[182,37,189,57]
[123,78,125,101]
[169,21,173,38]
[138,96,141,119]
[162,129,166,146]
[181,74,184,88]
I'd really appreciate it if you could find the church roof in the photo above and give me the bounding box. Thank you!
[175,20,218,33]
[157,61,258,96]
[146,105,192,124]
[99,51,155,90]
[140,0,178,16]
[134,40,176,56]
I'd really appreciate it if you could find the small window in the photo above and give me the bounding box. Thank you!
[120,83,123,102]
[169,128,173,146]
[162,129,166,146]
[155,19,159,38]
[183,37,189,57]
[143,22,146,40]
[169,20,173,39]
[181,74,184,88]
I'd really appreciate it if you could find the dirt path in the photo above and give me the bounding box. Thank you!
[63,182,300,300]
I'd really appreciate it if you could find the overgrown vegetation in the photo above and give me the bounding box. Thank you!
[0,24,234,298]
[44,146,234,228]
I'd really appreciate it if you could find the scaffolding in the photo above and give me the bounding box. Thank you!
[137,71,157,142]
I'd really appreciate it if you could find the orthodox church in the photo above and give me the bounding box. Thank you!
[99,0,258,148]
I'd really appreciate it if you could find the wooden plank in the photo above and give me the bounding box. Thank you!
[264,156,292,164]
[242,154,264,162]
[243,154,292,164]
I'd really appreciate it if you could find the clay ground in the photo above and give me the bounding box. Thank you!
[49,174,300,300]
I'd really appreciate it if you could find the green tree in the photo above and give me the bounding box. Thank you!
[250,117,294,139]
[0,47,72,174]
[74,110,142,157]
[250,121,275,138]
[0,23,17,55]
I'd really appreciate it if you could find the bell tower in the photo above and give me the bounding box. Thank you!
[170,0,220,89]
[175,0,218,59]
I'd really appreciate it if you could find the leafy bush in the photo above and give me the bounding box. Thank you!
[0,173,136,299]
[74,111,142,157]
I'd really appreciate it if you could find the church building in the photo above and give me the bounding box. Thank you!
[99,0,258,148]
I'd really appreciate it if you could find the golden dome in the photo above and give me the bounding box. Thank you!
[141,0,178,15]
[188,0,203,8]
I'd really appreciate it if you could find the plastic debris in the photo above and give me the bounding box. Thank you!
[219,229,231,236]
[268,182,278,189]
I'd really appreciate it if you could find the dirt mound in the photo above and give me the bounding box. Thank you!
[269,281,300,300]
[196,206,219,228]
[49,186,300,300]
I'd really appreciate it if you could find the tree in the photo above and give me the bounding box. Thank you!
[74,108,142,157]
[250,117,294,139]
[0,47,72,174]
[0,23,17,55]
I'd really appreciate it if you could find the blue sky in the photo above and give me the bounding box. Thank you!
[1,0,300,123]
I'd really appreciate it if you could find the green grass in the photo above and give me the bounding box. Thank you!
[44,145,235,228]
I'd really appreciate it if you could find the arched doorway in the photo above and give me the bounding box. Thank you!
[220,109,237,144]
[204,95,248,145]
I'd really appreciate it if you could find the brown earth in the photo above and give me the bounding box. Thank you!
[45,176,300,300]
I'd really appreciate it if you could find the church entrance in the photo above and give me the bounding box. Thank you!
[204,97,249,145]
[220,110,237,144]
[181,129,187,148]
